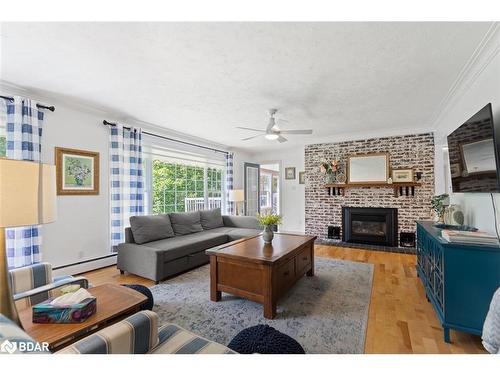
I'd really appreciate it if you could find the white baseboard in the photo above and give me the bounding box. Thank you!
[52,255,117,277]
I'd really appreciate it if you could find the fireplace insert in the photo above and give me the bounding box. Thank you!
[342,207,398,247]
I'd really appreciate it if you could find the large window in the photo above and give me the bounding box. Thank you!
[149,150,225,214]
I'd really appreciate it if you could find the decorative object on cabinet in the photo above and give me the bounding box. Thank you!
[392,168,414,183]
[55,147,100,195]
[347,152,389,184]
[431,194,449,223]
[444,204,465,226]
[285,167,296,180]
[298,171,305,184]
[416,221,500,343]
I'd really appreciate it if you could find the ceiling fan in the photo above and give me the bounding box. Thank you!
[237,109,313,143]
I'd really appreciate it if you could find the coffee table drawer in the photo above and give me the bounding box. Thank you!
[295,246,312,275]
[277,258,295,290]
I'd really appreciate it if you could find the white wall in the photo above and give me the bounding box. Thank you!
[40,104,110,267]
[434,26,500,234]
[256,147,305,233]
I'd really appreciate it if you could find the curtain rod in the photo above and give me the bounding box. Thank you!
[0,95,55,112]
[103,120,228,155]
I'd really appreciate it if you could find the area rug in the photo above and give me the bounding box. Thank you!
[150,256,374,353]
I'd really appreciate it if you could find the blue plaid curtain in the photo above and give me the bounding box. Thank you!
[109,124,144,249]
[225,152,234,215]
[4,97,44,268]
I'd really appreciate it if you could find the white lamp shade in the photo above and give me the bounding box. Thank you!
[228,189,244,202]
[0,159,57,227]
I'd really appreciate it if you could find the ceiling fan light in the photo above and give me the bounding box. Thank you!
[265,133,279,140]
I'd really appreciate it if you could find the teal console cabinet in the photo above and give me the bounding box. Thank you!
[416,221,500,343]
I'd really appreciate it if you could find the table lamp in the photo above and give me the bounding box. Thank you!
[0,158,57,326]
[228,189,244,216]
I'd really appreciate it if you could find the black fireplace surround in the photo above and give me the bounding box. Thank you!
[342,207,398,247]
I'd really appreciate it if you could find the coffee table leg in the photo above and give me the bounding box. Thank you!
[264,299,276,319]
[306,244,315,277]
[210,256,221,302]
[263,266,276,319]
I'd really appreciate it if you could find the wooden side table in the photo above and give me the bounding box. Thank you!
[18,283,147,351]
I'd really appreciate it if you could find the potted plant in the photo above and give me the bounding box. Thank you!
[257,212,282,244]
[431,194,449,224]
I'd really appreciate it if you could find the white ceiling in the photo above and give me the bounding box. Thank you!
[0,22,492,152]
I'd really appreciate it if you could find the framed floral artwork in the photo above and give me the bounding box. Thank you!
[55,147,100,195]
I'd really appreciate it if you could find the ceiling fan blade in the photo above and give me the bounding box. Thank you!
[266,118,276,132]
[242,134,264,141]
[277,135,288,143]
[279,129,313,134]
[236,126,266,132]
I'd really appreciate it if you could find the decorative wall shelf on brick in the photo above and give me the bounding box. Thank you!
[325,182,422,197]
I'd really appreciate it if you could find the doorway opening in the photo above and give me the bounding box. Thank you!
[260,163,280,215]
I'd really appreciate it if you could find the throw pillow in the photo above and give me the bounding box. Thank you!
[200,208,224,230]
[169,211,204,235]
[130,214,175,244]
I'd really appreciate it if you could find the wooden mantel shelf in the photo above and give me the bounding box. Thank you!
[324,182,422,197]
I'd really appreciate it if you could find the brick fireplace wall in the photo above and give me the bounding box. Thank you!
[304,133,435,243]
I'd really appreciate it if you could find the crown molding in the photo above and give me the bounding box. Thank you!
[0,80,232,152]
[430,22,500,130]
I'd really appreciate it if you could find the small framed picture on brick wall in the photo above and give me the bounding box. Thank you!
[392,169,414,183]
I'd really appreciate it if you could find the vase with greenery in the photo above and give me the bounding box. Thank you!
[257,212,282,244]
[431,194,449,223]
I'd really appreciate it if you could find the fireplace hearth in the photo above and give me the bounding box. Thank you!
[342,207,398,247]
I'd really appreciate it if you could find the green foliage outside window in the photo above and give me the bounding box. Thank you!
[152,159,223,214]
[0,136,5,157]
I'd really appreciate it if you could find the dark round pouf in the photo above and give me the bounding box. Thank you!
[228,324,305,354]
[121,284,154,311]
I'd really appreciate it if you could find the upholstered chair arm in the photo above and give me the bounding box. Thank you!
[8,262,53,294]
[57,310,159,354]
[13,276,89,309]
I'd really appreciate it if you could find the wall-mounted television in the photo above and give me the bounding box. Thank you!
[447,103,499,193]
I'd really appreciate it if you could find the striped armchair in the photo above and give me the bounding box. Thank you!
[59,310,234,354]
[0,311,234,354]
[9,262,89,309]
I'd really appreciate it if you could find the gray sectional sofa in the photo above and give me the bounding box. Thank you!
[117,208,261,283]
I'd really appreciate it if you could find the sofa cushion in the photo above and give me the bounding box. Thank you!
[146,231,228,262]
[210,227,261,241]
[130,215,175,244]
[169,211,204,235]
[200,208,224,230]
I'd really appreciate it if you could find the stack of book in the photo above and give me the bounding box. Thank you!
[441,229,499,246]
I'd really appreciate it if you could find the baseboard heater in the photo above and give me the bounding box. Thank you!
[52,253,117,277]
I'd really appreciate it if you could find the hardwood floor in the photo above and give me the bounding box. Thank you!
[82,245,485,354]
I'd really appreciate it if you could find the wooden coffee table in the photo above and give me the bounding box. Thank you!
[206,233,316,319]
[19,283,147,351]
